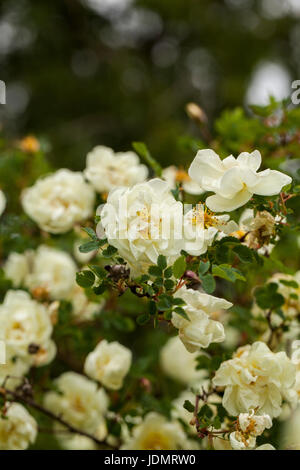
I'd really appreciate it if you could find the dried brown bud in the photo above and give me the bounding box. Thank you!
[186,102,208,125]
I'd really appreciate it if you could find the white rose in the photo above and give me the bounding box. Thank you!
[121,412,188,450]
[213,341,296,418]
[21,169,95,233]
[162,166,203,195]
[3,251,30,288]
[183,204,238,256]
[23,245,76,300]
[44,372,109,433]
[188,149,292,212]
[100,179,184,277]
[0,290,56,367]
[84,340,132,390]
[238,410,272,436]
[84,146,148,193]
[160,336,205,385]
[68,284,104,321]
[0,189,6,216]
[0,403,37,450]
[171,286,232,353]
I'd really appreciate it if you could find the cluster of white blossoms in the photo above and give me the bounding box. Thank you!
[0,144,294,450]
[0,403,38,450]
[0,290,56,369]
[188,149,291,212]
[99,148,291,278]
[22,169,95,233]
[229,410,273,450]
[3,245,102,321]
[213,342,296,418]
[44,372,109,448]
[84,340,132,390]
[84,146,148,193]
[171,286,232,352]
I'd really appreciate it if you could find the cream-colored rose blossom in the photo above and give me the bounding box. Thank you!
[121,412,189,450]
[84,145,148,193]
[171,286,232,353]
[230,409,272,450]
[3,251,29,288]
[5,246,77,300]
[188,149,292,212]
[213,341,296,418]
[0,346,30,390]
[162,166,203,195]
[0,403,37,450]
[26,245,77,299]
[183,204,238,256]
[238,410,272,436]
[21,169,95,233]
[0,189,6,216]
[0,290,56,367]
[160,336,205,385]
[99,179,184,277]
[68,284,104,321]
[44,372,109,433]
[84,340,132,390]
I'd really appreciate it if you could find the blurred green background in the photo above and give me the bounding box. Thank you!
[0,0,299,169]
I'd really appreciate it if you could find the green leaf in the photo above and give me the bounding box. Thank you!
[164,279,175,290]
[79,240,100,253]
[102,245,118,258]
[149,301,157,315]
[200,274,216,293]
[173,306,189,321]
[183,400,195,413]
[255,283,285,310]
[76,270,95,288]
[132,142,162,177]
[198,404,213,419]
[198,260,210,276]
[148,265,163,277]
[82,227,97,240]
[164,266,173,278]
[157,295,172,311]
[233,244,253,263]
[157,255,167,270]
[279,279,299,289]
[173,256,186,279]
[212,264,246,283]
[88,265,107,279]
[136,313,151,325]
